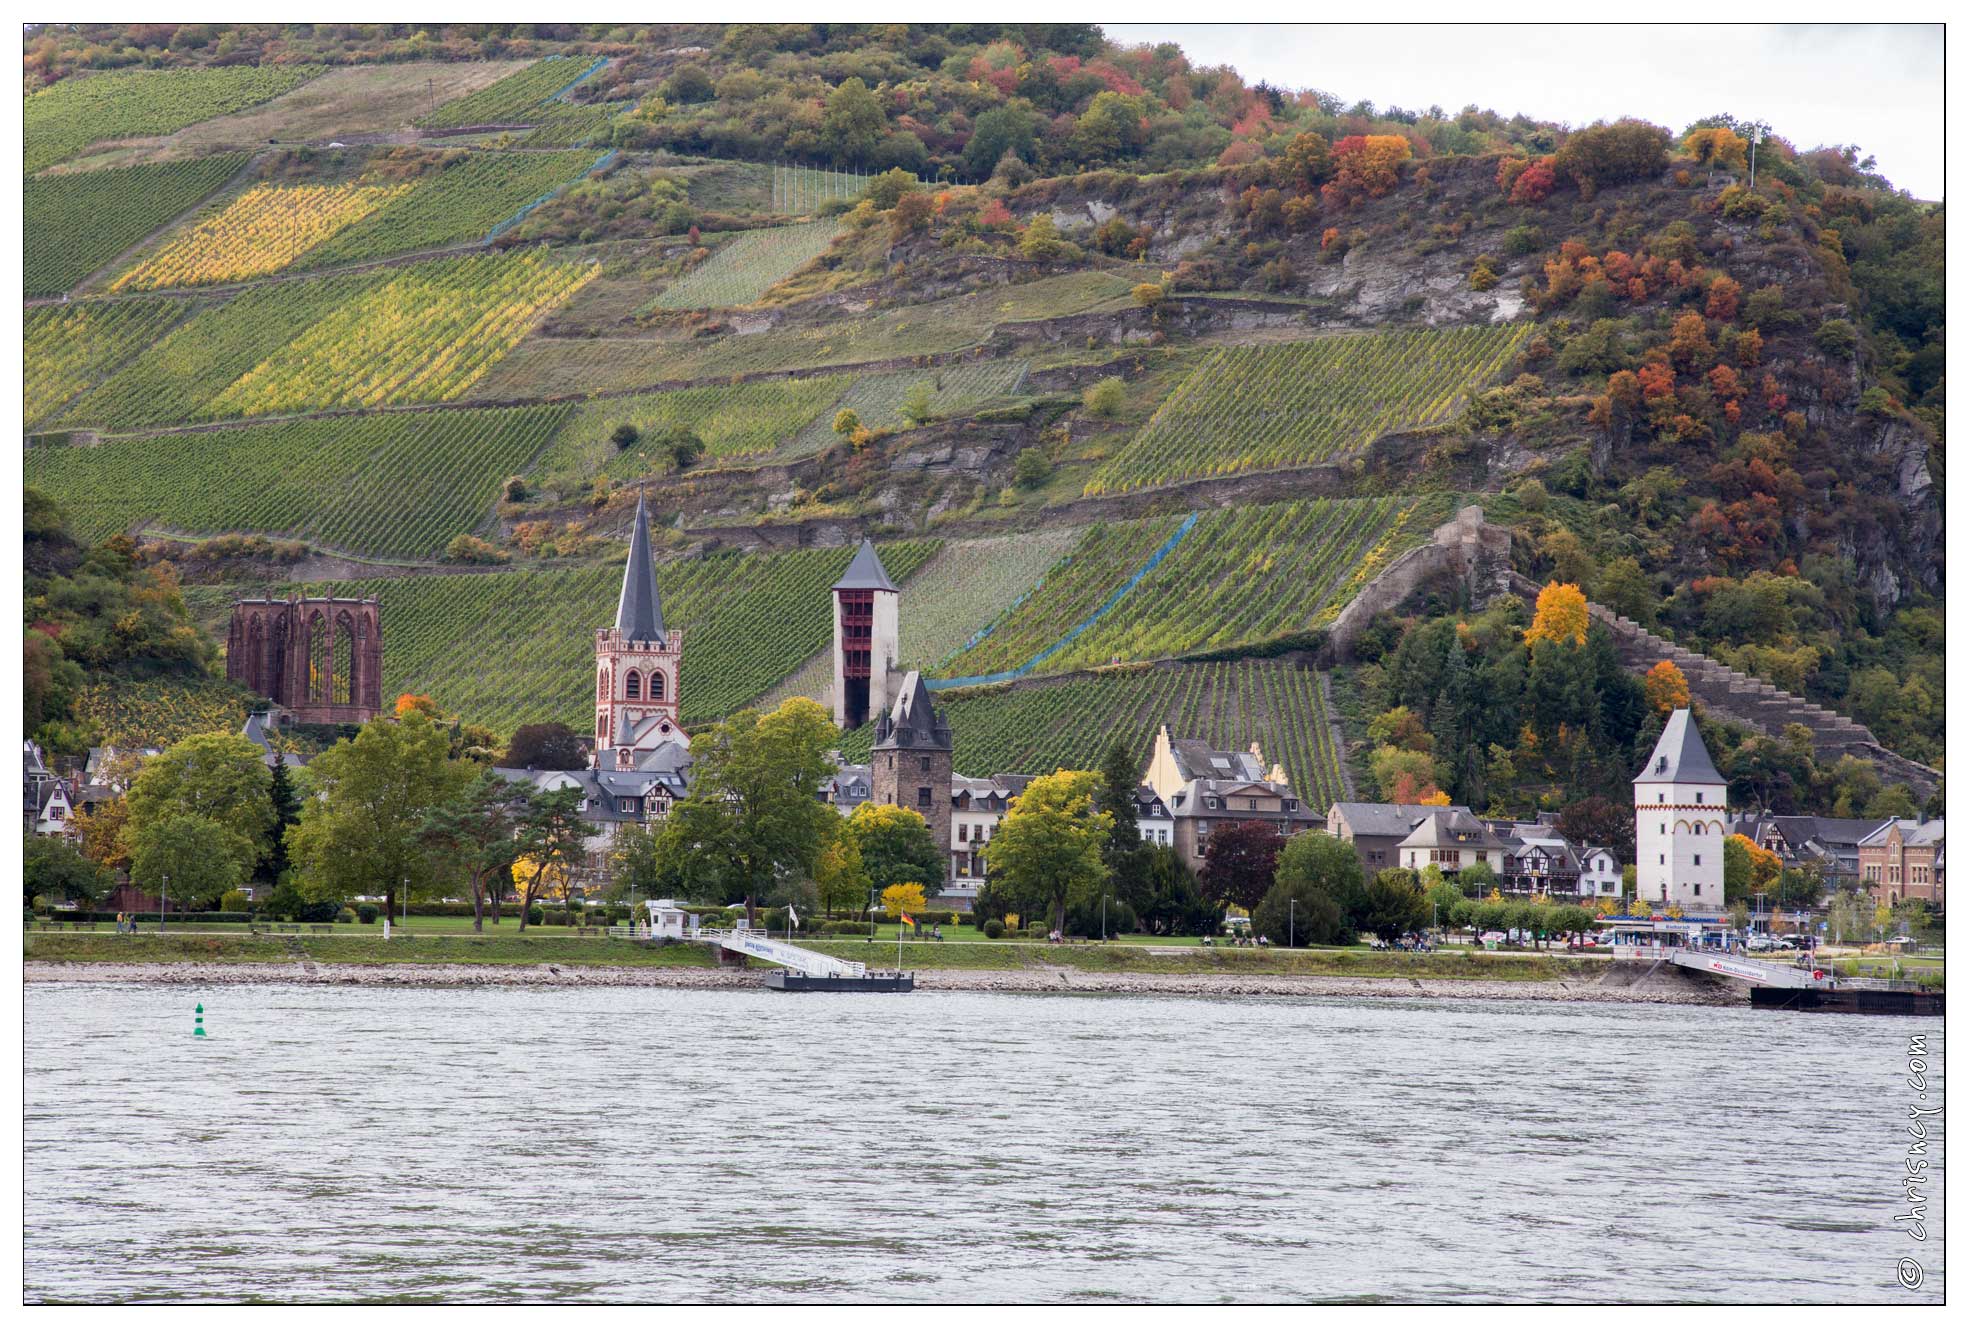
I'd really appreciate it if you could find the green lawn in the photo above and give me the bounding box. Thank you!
[27,928,1592,981]
[25,932,716,968]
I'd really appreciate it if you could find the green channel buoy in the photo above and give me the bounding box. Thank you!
[194,1002,206,1038]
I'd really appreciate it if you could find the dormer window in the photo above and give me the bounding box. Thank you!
[1206,796,1219,809]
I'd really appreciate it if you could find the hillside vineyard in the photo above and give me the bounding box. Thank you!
[23,23,1942,813]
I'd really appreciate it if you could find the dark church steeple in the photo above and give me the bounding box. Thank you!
[614,492,667,646]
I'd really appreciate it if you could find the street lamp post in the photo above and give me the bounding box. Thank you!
[1101,893,1108,942]
[1289,898,1296,950]
[869,887,879,943]
[160,874,168,933]
[401,875,408,929]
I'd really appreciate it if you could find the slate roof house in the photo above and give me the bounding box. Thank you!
[1858,818,1944,909]
[1326,802,1476,877]
[1144,726,1317,869]
[1729,814,1889,889]
[1396,808,1509,876]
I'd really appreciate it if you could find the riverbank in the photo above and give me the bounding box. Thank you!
[23,959,1740,1004]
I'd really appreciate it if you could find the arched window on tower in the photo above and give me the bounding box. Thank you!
[598,667,610,702]
[650,671,665,701]
[626,670,641,700]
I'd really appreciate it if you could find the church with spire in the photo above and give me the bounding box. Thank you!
[593,493,688,772]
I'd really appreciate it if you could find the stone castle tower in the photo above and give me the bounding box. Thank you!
[594,493,685,770]
[1633,708,1729,910]
[226,595,382,725]
[832,538,900,730]
[870,671,953,878]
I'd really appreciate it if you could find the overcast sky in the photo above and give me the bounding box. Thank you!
[1103,24,1944,199]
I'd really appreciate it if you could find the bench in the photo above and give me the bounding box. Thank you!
[309,924,333,934]
[577,926,601,936]
[279,924,302,934]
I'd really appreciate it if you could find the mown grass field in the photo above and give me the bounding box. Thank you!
[1085,324,1531,495]
[838,658,1350,808]
[213,541,941,732]
[25,932,717,969]
[25,65,319,172]
[25,154,246,295]
[26,404,570,559]
[467,270,1134,398]
[649,219,844,309]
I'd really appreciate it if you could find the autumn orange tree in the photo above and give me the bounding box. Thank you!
[1525,582,1590,646]
[1322,134,1412,207]
[1643,660,1691,714]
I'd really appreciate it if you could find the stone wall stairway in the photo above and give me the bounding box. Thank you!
[1503,571,1939,797]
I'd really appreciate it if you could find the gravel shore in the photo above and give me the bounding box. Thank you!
[23,960,1740,1004]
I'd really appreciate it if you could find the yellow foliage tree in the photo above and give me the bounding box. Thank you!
[1643,659,1691,714]
[882,881,928,921]
[1683,127,1750,172]
[1419,789,1451,806]
[1526,581,1589,647]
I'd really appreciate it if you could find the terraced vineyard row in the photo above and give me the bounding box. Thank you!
[416,56,596,128]
[1047,495,1437,672]
[111,182,411,290]
[24,405,570,559]
[519,101,626,147]
[896,530,1086,670]
[55,270,386,430]
[1085,324,1530,495]
[836,660,1348,808]
[782,359,1032,457]
[299,149,606,266]
[543,378,844,483]
[940,517,1187,676]
[25,65,320,171]
[25,154,246,296]
[277,542,939,733]
[25,300,192,431]
[649,220,844,310]
[207,251,598,416]
[467,270,1134,398]
[71,676,255,751]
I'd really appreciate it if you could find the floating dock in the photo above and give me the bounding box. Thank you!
[1750,986,1943,1016]
[763,970,915,993]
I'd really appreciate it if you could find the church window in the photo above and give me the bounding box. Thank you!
[626,671,641,700]
[650,671,665,701]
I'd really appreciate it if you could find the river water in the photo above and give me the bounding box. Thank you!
[24,983,1944,1303]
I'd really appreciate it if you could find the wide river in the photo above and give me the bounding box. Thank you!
[24,982,1944,1303]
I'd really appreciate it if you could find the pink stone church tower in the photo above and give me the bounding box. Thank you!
[594,493,686,770]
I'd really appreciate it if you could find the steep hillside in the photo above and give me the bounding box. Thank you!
[21,24,1942,807]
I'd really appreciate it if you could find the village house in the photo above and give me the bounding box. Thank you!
[1144,726,1317,869]
[1858,818,1944,909]
[1396,807,1508,876]
[1134,785,1174,849]
[1578,846,1622,898]
[1326,802,1476,877]
[1729,813,1888,891]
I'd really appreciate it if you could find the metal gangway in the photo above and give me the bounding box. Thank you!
[1645,946,1824,989]
[692,927,867,979]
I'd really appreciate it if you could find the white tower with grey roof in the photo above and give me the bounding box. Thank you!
[1633,708,1729,910]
